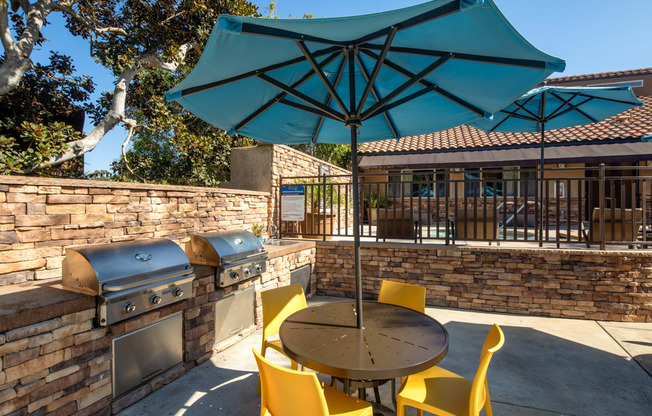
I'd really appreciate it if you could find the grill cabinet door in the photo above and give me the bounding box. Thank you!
[112,313,182,398]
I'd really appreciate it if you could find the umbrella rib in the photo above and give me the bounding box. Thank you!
[178,46,340,97]
[312,53,348,143]
[278,98,343,122]
[238,1,460,48]
[355,26,398,118]
[239,21,347,46]
[488,112,513,132]
[362,44,551,70]
[511,96,543,121]
[375,86,434,115]
[361,53,453,121]
[361,49,486,117]
[351,0,461,45]
[547,95,598,124]
[257,73,346,122]
[355,53,399,138]
[544,91,583,121]
[296,41,349,116]
[234,52,342,133]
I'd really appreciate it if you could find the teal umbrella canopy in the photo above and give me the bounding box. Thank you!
[167,0,565,328]
[469,85,642,133]
[469,85,641,247]
[167,0,565,144]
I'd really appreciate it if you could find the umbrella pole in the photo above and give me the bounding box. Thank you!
[350,125,364,329]
[539,126,545,247]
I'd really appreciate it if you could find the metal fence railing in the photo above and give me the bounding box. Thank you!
[277,164,652,249]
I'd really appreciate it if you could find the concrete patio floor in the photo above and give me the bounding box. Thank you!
[118,296,652,416]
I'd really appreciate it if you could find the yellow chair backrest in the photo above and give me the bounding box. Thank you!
[253,348,329,416]
[469,324,505,416]
[262,284,307,343]
[378,280,426,313]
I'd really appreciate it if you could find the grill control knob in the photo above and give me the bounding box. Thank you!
[255,264,262,273]
[173,288,184,298]
[243,268,251,277]
[150,295,162,305]
[230,271,240,280]
[123,303,136,314]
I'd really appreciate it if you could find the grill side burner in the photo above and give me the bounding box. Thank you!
[186,231,268,287]
[62,238,195,325]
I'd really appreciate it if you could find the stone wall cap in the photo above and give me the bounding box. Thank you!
[313,240,652,257]
[264,239,315,259]
[0,278,95,333]
[0,175,269,196]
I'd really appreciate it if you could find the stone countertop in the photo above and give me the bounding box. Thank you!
[263,239,316,259]
[0,279,95,333]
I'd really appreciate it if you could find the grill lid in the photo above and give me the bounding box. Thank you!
[62,238,192,295]
[187,230,266,266]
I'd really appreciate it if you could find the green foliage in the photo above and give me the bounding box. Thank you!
[92,0,262,185]
[363,190,392,208]
[251,223,265,237]
[0,52,93,175]
[294,177,347,212]
[290,143,352,170]
[0,122,84,175]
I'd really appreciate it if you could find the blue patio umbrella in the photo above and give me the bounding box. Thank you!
[167,0,565,328]
[470,85,642,245]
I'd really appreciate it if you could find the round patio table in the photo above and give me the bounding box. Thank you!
[279,300,448,410]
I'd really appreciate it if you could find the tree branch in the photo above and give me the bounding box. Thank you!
[139,42,198,71]
[26,65,141,172]
[121,118,145,182]
[51,1,129,37]
[0,0,53,95]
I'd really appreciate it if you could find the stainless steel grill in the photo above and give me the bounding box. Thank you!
[62,238,195,326]
[186,230,268,287]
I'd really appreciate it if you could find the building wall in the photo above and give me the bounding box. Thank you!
[0,176,269,287]
[314,241,652,322]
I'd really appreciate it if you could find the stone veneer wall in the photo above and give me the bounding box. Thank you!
[314,242,652,322]
[0,243,316,415]
[0,176,268,287]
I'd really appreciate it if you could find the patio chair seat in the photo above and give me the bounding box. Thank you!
[254,348,373,416]
[260,284,307,394]
[397,324,505,416]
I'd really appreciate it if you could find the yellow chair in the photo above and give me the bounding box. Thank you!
[397,324,505,416]
[378,280,426,313]
[261,284,307,371]
[338,280,427,404]
[253,348,373,416]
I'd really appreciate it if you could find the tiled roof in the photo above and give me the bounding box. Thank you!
[547,68,652,84]
[359,96,652,155]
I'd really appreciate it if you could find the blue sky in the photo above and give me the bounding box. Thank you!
[29,0,652,173]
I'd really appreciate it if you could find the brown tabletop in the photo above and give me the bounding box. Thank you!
[279,301,449,381]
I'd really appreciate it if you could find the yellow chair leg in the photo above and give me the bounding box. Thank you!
[416,409,423,416]
[484,384,493,416]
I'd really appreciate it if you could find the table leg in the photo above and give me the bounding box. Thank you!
[391,378,397,410]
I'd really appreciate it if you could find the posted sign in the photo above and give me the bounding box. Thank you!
[281,186,305,221]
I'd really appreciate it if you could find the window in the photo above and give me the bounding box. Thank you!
[519,167,537,197]
[464,169,481,197]
[411,170,434,197]
[388,171,405,198]
[483,169,504,197]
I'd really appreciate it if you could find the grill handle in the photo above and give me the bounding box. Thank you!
[221,250,269,265]
[102,269,193,292]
